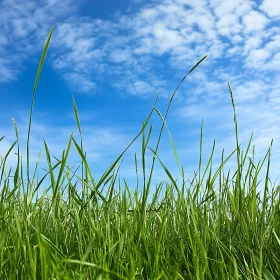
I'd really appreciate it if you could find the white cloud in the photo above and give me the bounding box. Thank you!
[245,49,271,68]
[234,1,255,17]
[211,0,244,18]
[110,49,133,63]
[269,74,280,104]
[1,0,278,102]
[0,0,82,82]
[230,80,268,102]
[242,10,269,32]
[243,36,263,53]
[265,34,280,52]
[63,73,96,93]
[226,45,243,57]
[216,13,242,36]
[263,52,280,71]
[152,22,183,54]
[196,13,216,37]
[260,0,280,18]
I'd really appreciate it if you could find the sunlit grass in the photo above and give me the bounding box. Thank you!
[0,27,279,279]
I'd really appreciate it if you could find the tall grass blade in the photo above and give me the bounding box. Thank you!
[26,26,54,194]
[146,55,207,206]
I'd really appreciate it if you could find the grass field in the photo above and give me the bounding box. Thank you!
[0,27,279,279]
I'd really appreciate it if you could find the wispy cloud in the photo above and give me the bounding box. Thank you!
[0,0,81,82]
[2,0,279,99]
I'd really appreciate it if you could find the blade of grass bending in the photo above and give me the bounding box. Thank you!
[0,140,17,187]
[153,215,167,271]
[148,181,164,212]
[236,141,272,221]
[148,146,180,195]
[199,118,203,187]
[261,140,273,234]
[251,139,273,231]
[12,118,21,189]
[141,121,146,191]
[228,82,244,213]
[209,147,237,187]
[201,161,214,205]
[53,134,72,196]
[231,132,253,193]
[26,26,54,195]
[82,92,160,208]
[30,223,65,258]
[28,150,42,205]
[72,95,87,198]
[143,124,153,163]
[180,164,186,196]
[63,259,126,279]
[43,139,56,189]
[153,107,183,180]
[11,119,23,204]
[241,133,254,190]
[193,139,216,203]
[33,160,62,196]
[241,132,254,167]
[230,142,250,181]
[69,168,105,205]
[146,55,207,206]
[42,142,72,228]
[123,177,132,200]
[71,136,107,203]
[107,158,124,203]
[72,96,82,134]
[134,152,139,191]
[273,228,280,246]
[140,93,159,193]
[42,139,58,226]
[218,149,224,200]
[103,174,115,189]
[142,121,153,191]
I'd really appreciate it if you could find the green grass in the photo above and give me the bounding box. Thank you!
[0,26,279,280]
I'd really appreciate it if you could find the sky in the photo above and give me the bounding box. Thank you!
[0,0,280,198]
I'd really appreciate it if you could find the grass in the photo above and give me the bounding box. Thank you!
[0,26,279,280]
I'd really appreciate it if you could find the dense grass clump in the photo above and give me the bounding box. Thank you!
[0,27,279,280]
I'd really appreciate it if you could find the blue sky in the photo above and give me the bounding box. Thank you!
[1,0,280,196]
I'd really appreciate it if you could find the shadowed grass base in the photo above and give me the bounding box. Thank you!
[0,27,279,280]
